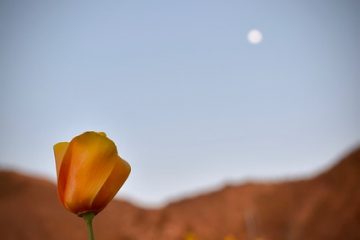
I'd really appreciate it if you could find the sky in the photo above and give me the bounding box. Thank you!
[0,0,359,207]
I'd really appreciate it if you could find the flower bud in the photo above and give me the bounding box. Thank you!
[53,131,131,215]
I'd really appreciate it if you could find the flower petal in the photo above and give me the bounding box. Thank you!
[91,156,131,213]
[97,132,107,137]
[61,132,118,214]
[53,142,69,178]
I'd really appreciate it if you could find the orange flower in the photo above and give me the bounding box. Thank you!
[53,131,131,216]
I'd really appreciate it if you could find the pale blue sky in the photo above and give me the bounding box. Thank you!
[0,0,359,206]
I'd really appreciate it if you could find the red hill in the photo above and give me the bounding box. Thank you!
[1,147,360,240]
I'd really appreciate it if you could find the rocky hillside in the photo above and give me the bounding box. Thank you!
[1,147,360,240]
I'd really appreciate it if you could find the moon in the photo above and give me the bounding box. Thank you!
[247,29,263,45]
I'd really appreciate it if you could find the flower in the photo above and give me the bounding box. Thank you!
[53,131,131,216]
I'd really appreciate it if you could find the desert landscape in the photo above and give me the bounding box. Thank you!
[1,146,359,240]
[1,1,359,240]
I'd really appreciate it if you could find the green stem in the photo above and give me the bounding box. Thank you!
[82,212,96,240]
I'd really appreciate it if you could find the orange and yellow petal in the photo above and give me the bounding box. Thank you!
[53,142,69,178]
[61,132,119,214]
[91,156,131,213]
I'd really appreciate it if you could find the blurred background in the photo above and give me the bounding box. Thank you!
[0,1,359,240]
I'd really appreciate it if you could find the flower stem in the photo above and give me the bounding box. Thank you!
[82,212,96,240]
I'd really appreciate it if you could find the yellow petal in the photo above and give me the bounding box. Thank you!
[61,132,118,214]
[53,142,69,178]
[97,132,107,137]
[91,156,131,212]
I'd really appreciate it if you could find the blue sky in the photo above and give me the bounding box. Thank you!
[0,0,359,206]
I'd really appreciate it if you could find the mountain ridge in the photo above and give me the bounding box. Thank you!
[1,146,360,240]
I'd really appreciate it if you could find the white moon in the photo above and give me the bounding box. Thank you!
[247,29,263,44]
